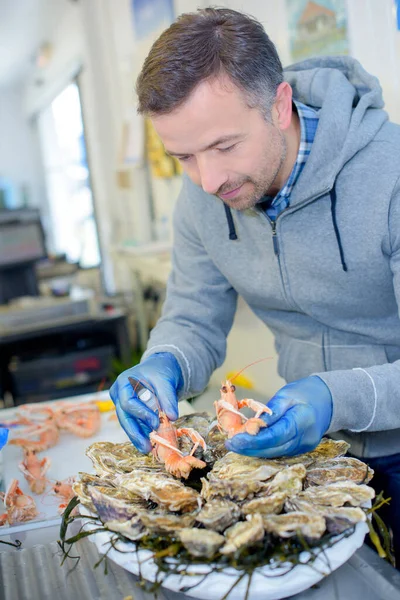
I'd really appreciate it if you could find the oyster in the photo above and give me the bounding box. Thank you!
[293,481,375,508]
[324,507,367,534]
[73,472,117,510]
[206,424,229,462]
[117,472,201,512]
[211,452,282,481]
[262,512,326,540]
[306,457,373,486]
[179,528,225,558]
[258,464,306,497]
[285,499,366,535]
[201,475,264,503]
[241,492,286,516]
[86,441,164,476]
[137,510,196,534]
[88,486,147,523]
[220,513,265,555]
[272,438,350,469]
[105,516,148,541]
[196,498,241,532]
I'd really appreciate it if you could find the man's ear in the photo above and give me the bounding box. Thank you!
[271,82,293,131]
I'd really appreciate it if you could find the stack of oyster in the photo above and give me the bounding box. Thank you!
[73,412,374,560]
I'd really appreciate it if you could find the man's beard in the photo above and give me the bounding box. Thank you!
[217,133,287,211]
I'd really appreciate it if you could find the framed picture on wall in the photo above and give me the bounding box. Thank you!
[286,0,349,62]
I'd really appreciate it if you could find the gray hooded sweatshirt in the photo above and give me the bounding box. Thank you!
[142,56,400,459]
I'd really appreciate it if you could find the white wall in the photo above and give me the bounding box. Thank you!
[0,86,45,209]
[14,0,400,396]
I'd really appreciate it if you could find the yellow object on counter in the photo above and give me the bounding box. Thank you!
[94,399,115,412]
[225,371,254,389]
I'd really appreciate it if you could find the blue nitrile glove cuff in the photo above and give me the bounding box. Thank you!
[226,375,333,458]
[0,427,9,451]
[109,351,183,454]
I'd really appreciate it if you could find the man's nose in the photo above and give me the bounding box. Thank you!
[197,156,227,196]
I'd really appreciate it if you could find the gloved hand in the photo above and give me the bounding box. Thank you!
[0,427,9,451]
[225,376,333,458]
[109,352,183,454]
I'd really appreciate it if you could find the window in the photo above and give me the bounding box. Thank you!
[37,82,100,268]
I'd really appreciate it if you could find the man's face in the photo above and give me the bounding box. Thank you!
[151,75,289,210]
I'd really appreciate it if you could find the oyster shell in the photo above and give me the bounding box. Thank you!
[105,516,148,541]
[73,472,116,510]
[211,452,282,481]
[201,475,264,503]
[306,457,373,486]
[88,486,147,523]
[293,481,375,508]
[220,513,265,554]
[196,498,241,532]
[86,441,163,476]
[262,511,326,540]
[137,510,196,534]
[179,528,225,558]
[272,438,350,469]
[285,498,366,535]
[117,472,201,512]
[258,464,306,497]
[241,492,286,516]
[324,507,367,534]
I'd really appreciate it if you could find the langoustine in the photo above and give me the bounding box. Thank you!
[0,479,38,526]
[214,378,272,438]
[18,448,50,494]
[150,412,207,479]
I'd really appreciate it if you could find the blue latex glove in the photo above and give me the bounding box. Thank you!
[0,427,9,451]
[109,352,183,454]
[225,376,333,458]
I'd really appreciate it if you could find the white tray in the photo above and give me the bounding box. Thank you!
[81,506,368,600]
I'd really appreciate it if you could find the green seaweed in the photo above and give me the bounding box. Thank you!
[58,490,393,599]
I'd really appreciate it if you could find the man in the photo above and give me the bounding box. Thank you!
[110,8,400,565]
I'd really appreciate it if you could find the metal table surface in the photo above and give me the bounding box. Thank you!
[1,526,400,600]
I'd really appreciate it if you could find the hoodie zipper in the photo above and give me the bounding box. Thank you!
[265,187,331,257]
[271,220,279,255]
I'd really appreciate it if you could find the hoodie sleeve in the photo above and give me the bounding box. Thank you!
[142,179,238,399]
[317,179,400,434]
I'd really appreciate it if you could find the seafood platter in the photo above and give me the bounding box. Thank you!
[62,381,378,600]
[0,390,129,533]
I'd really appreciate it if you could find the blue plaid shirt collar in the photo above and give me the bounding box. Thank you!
[262,100,319,221]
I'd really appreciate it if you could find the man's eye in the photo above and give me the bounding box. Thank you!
[178,155,191,162]
[218,144,236,153]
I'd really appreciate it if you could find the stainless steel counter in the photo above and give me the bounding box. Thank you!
[1,527,400,600]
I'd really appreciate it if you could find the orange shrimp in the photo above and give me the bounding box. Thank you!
[214,358,273,438]
[150,412,207,479]
[0,479,38,526]
[52,477,76,514]
[18,448,50,494]
[131,376,208,479]
[9,420,60,452]
[53,403,101,438]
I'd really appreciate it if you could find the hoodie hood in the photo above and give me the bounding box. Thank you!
[284,56,388,205]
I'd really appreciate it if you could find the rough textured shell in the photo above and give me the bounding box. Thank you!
[179,528,225,558]
[305,457,374,486]
[262,511,326,539]
[220,513,265,554]
[196,498,241,532]
[211,452,282,481]
[241,492,287,516]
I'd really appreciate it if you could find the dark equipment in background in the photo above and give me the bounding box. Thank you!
[0,208,46,304]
